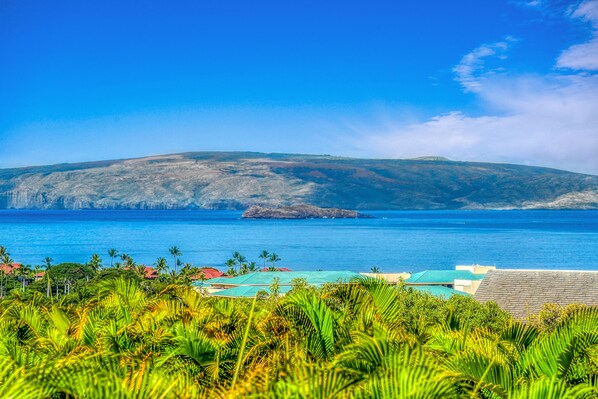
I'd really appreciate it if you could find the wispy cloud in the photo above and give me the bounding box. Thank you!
[511,0,542,7]
[351,3,598,175]
[453,37,516,92]
[356,73,598,174]
[557,0,598,70]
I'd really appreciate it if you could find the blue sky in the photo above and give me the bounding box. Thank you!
[1,0,597,173]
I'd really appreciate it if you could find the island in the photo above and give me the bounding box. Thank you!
[242,204,373,219]
[1,152,596,210]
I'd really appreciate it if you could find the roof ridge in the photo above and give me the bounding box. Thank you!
[493,269,598,273]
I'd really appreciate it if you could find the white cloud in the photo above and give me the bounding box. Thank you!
[453,37,516,92]
[557,0,598,70]
[358,73,598,174]
[351,6,598,175]
[513,0,542,7]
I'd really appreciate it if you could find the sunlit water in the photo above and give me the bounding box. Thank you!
[0,210,596,272]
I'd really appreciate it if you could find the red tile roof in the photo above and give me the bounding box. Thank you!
[0,263,21,274]
[143,266,159,279]
[192,267,224,280]
[123,266,160,279]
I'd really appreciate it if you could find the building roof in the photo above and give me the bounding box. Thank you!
[0,263,21,274]
[203,271,360,287]
[261,267,292,272]
[143,266,159,279]
[474,269,598,320]
[124,265,159,279]
[409,285,471,298]
[194,267,224,280]
[211,285,294,298]
[405,270,485,285]
[203,276,230,284]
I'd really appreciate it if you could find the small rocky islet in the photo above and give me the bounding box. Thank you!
[241,204,373,219]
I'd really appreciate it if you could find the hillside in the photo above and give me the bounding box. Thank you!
[0,152,596,210]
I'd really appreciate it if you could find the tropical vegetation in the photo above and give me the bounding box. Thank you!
[0,246,596,398]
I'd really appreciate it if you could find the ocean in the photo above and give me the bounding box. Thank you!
[0,210,596,272]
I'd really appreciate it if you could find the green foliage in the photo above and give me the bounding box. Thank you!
[531,302,589,333]
[49,262,95,281]
[0,273,596,398]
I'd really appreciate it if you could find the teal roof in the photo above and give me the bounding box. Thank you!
[212,285,293,298]
[405,270,485,284]
[409,285,471,298]
[202,277,231,285]
[203,271,360,287]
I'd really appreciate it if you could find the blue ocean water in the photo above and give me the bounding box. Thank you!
[0,210,596,272]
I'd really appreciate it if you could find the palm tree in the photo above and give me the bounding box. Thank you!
[232,252,248,275]
[43,257,53,298]
[225,258,237,276]
[180,262,193,282]
[2,253,12,268]
[232,251,246,266]
[0,248,11,297]
[16,264,31,292]
[121,254,135,269]
[0,269,5,297]
[0,272,595,397]
[33,264,41,279]
[370,266,381,273]
[155,257,168,275]
[108,248,118,268]
[248,261,258,272]
[89,253,102,273]
[269,277,281,298]
[169,246,182,273]
[133,264,146,279]
[259,250,270,269]
[190,266,201,282]
[268,253,281,269]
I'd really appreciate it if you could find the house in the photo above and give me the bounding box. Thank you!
[474,269,598,320]
[191,267,224,280]
[409,285,471,298]
[405,266,494,295]
[123,265,159,279]
[0,263,22,275]
[454,265,496,294]
[405,270,484,288]
[200,270,360,297]
[142,266,160,279]
[359,272,411,284]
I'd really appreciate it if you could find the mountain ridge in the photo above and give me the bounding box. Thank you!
[0,152,596,210]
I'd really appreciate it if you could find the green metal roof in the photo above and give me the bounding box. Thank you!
[211,285,294,298]
[203,271,360,287]
[210,281,470,298]
[409,285,471,298]
[405,270,485,284]
[202,277,231,285]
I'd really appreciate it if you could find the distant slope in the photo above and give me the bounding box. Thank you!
[0,152,596,210]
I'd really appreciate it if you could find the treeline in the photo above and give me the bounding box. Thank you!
[0,245,201,299]
[0,271,596,398]
[0,245,291,299]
